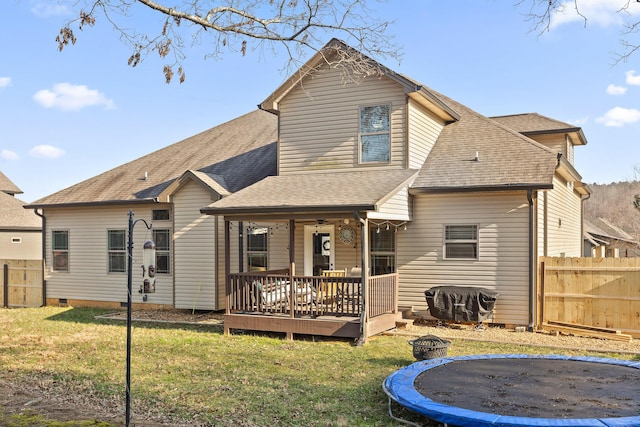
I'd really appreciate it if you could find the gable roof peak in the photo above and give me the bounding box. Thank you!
[490,112,588,145]
[259,39,459,122]
[0,171,23,195]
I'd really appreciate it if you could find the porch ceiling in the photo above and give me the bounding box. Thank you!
[200,169,418,219]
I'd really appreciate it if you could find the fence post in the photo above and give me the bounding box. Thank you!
[539,260,545,328]
[3,264,8,308]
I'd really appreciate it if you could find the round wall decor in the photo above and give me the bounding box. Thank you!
[338,225,355,244]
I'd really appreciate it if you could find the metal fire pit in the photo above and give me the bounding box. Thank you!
[408,335,450,360]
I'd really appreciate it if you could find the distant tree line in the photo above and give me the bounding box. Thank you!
[584,180,640,243]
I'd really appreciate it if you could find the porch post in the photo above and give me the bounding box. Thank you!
[287,219,295,339]
[224,220,231,335]
[289,219,295,276]
[358,216,369,345]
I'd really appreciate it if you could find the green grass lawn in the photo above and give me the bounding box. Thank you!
[1,307,637,426]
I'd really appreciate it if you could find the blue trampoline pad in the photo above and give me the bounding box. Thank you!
[383,354,640,427]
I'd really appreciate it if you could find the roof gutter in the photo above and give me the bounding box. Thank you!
[201,203,376,217]
[25,198,160,210]
[409,183,554,195]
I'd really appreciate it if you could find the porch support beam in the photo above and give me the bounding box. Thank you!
[289,219,295,276]
[358,213,369,345]
[224,220,231,335]
[286,219,296,340]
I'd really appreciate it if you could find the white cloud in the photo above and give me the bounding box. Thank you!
[0,149,19,161]
[30,1,71,17]
[570,117,589,126]
[33,83,115,111]
[596,106,640,127]
[0,77,11,88]
[29,145,65,159]
[606,84,627,95]
[625,70,640,86]
[550,0,637,29]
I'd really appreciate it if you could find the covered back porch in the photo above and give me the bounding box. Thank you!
[201,170,417,342]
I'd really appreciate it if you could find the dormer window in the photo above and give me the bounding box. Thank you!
[359,104,390,163]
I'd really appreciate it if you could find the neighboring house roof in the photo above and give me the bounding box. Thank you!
[201,169,419,217]
[410,93,559,192]
[584,218,636,244]
[0,192,41,230]
[0,171,23,195]
[27,110,278,208]
[490,113,587,146]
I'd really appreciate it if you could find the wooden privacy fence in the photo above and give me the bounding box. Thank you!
[539,257,640,337]
[1,259,43,308]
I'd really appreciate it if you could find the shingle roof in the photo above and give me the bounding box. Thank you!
[0,171,22,195]
[491,113,587,145]
[28,110,278,207]
[201,169,418,216]
[585,218,635,243]
[0,192,41,230]
[411,93,559,192]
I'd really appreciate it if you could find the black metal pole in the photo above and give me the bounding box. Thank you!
[125,210,152,427]
[126,210,134,427]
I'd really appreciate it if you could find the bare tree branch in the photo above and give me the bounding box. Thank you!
[58,0,400,83]
[517,0,640,64]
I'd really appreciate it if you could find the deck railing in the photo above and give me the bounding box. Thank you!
[227,271,397,318]
[368,273,398,317]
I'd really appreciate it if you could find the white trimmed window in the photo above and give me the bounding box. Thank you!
[444,225,478,259]
[370,227,396,275]
[107,230,126,273]
[153,229,171,274]
[359,104,391,163]
[52,230,69,271]
[247,227,268,272]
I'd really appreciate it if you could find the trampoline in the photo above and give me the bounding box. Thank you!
[383,354,640,427]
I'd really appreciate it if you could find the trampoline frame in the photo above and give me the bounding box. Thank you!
[383,354,640,427]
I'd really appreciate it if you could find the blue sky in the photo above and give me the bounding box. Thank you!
[2,0,640,202]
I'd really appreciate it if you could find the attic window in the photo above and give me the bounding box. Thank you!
[152,210,170,221]
[359,104,390,163]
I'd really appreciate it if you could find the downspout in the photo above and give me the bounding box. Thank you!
[34,209,46,307]
[527,190,535,332]
[580,192,591,256]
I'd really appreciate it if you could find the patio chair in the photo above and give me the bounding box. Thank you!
[320,270,345,308]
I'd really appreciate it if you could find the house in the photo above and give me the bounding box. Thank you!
[27,39,589,341]
[0,171,42,261]
[584,217,638,257]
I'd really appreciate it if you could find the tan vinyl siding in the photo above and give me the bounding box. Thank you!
[173,181,217,310]
[407,98,445,169]
[278,65,407,174]
[0,230,41,260]
[397,192,531,325]
[228,221,240,273]
[44,205,174,305]
[369,187,412,221]
[266,222,290,270]
[544,175,583,257]
[565,135,574,164]
[537,191,547,257]
[527,134,566,159]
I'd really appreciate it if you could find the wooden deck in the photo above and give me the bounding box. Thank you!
[224,272,399,340]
